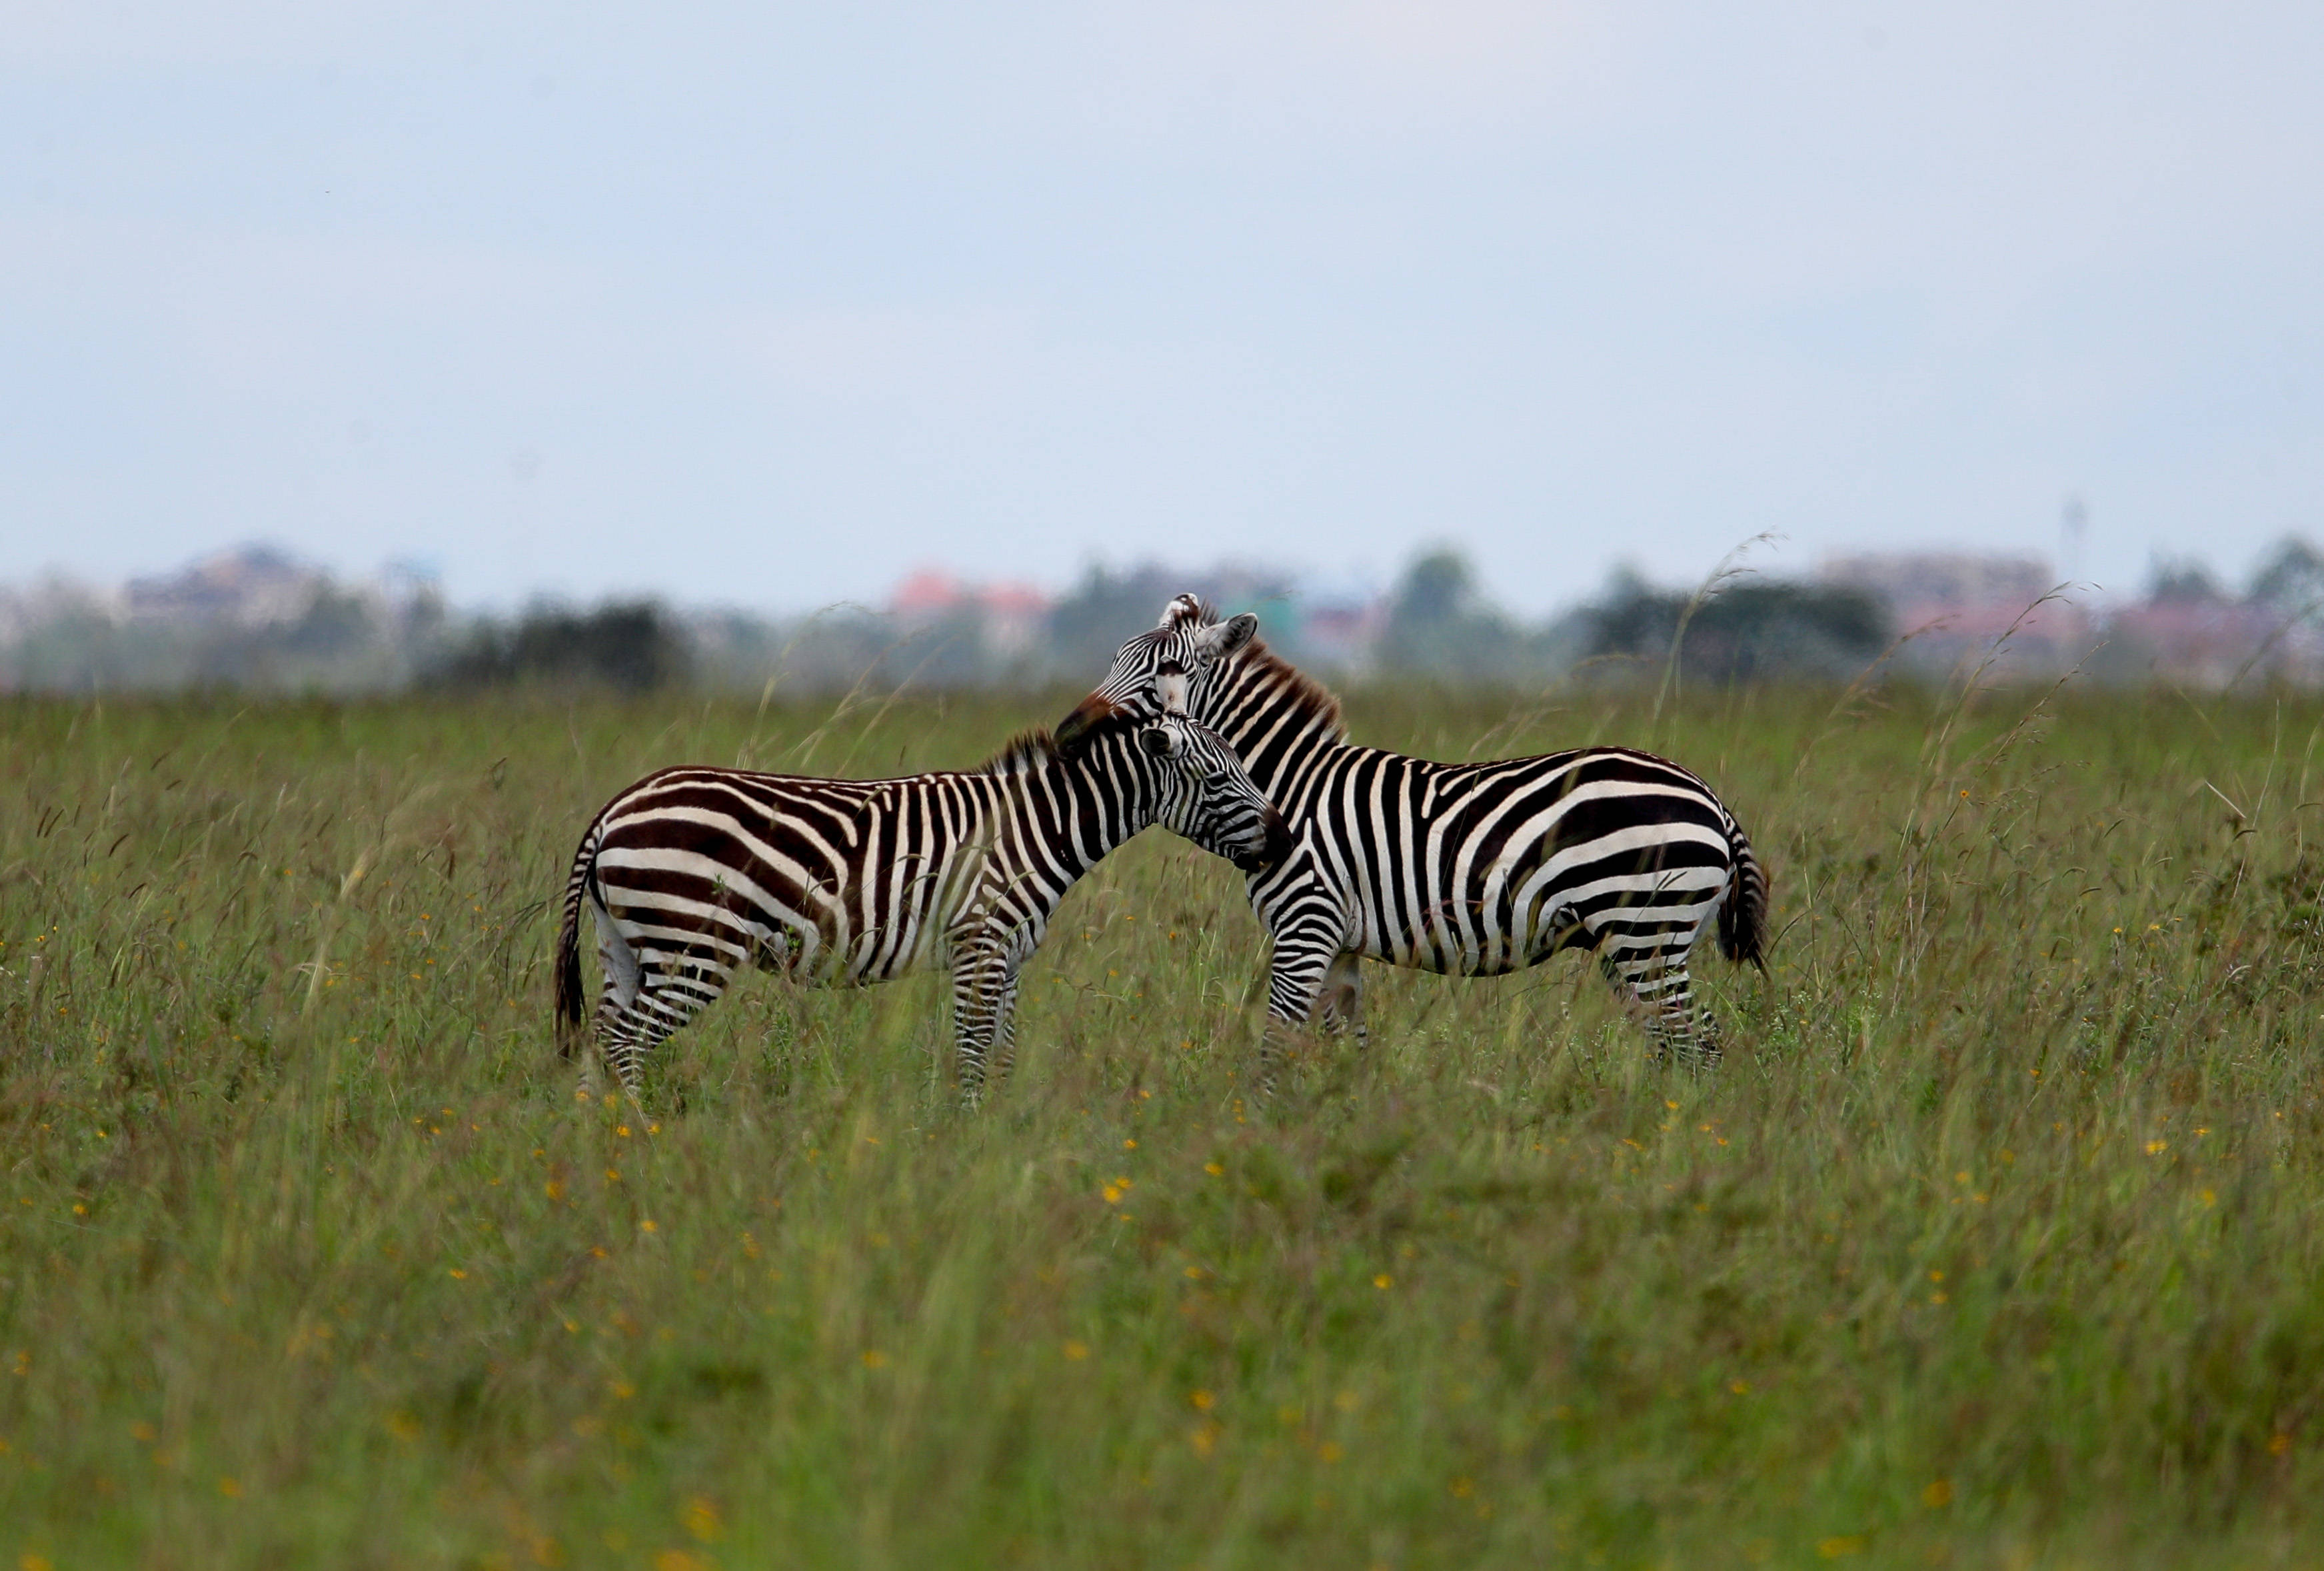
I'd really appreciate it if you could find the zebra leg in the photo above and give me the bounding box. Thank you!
[1258,930,1341,1096]
[948,939,1012,1108]
[990,913,1046,1088]
[1313,951,1366,1044]
[985,961,1026,1087]
[591,906,732,1098]
[586,903,645,1099]
[1596,947,1720,1066]
[948,900,1046,1106]
[598,968,730,1096]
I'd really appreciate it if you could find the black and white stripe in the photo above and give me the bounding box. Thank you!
[1055,596,1768,1083]
[553,712,1290,1100]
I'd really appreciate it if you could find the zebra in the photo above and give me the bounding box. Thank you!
[1052,595,1769,1086]
[553,711,1291,1102]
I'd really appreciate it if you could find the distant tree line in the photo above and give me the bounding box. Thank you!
[1564,571,1890,684]
[387,553,1899,697]
[1363,548,1891,687]
[11,537,2324,696]
[427,602,692,693]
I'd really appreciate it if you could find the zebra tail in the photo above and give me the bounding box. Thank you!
[1718,823,1770,972]
[554,824,598,1060]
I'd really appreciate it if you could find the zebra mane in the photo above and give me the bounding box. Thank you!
[1228,635,1350,743]
[979,727,1064,777]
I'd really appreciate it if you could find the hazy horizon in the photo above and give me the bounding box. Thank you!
[9,531,2312,631]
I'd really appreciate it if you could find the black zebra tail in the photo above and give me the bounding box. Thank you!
[1718,824,1769,972]
[553,825,597,1060]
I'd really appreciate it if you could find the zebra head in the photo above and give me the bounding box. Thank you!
[1139,714,1291,874]
[1055,593,1258,753]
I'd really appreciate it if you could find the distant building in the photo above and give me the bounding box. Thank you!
[2103,593,2323,690]
[0,543,449,694]
[123,543,330,628]
[1296,597,1388,673]
[887,567,1052,659]
[1819,550,2090,677]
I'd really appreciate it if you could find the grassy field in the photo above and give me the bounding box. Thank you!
[3,679,2323,1568]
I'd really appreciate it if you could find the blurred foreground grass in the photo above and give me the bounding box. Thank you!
[3,682,2323,1568]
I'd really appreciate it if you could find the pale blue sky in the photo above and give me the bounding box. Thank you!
[3,1,2319,613]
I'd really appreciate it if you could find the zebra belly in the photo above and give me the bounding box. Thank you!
[600,885,952,993]
[1344,888,1498,976]
[1517,866,1732,969]
[600,848,996,992]
[1339,857,1729,978]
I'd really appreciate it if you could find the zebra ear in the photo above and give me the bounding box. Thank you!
[1137,725,1178,758]
[1195,613,1258,663]
[1157,593,1205,630]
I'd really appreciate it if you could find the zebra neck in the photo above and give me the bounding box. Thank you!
[1027,733,1161,875]
[1207,667,1349,795]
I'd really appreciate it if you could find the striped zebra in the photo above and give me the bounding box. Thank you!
[1054,595,1769,1084]
[553,711,1290,1101]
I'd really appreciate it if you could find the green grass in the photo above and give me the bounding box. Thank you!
[4,681,2323,1569]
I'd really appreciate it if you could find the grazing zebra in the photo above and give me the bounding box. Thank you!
[1054,595,1769,1085]
[553,712,1290,1101]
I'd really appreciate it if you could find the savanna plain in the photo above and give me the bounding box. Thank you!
[3,680,2323,1569]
